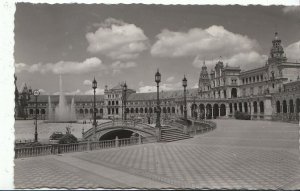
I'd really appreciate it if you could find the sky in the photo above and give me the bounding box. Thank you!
[14,4,300,95]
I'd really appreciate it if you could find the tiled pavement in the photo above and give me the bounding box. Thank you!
[14,119,300,189]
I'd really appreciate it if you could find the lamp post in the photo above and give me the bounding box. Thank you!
[33,89,40,142]
[182,75,188,122]
[155,69,161,141]
[123,82,127,121]
[92,77,97,141]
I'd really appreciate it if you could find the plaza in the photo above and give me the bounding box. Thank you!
[14,119,300,189]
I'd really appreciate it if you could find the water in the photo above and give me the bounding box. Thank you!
[47,75,77,122]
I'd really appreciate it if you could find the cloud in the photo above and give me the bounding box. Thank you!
[166,76,175,82]
[151,25,259,58]
[111,61,137,74]
[15,57,105,74]
[83,80,92,86]
[86,18,148,60]
[84,88,104,95]
[285,40,300,61]
[283,6,300,15]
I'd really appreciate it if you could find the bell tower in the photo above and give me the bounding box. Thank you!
[268,32,287,64]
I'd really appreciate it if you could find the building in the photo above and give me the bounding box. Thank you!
[16,32,300,122]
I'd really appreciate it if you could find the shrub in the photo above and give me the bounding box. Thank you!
[58,134,78,144]
[234,111,251,120]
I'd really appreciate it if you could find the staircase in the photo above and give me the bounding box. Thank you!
[160,126,191,142]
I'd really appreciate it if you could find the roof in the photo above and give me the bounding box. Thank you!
[127,88,199,101]
[28,95,104,103]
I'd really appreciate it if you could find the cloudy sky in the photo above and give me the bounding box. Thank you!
[14,4,300,95]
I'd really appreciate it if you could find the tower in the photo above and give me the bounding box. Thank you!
[198,60,210,97]
[268,32,287,64]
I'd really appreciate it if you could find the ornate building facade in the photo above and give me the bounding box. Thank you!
[16,32,300,122]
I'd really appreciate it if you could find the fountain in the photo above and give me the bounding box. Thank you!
[46,75,77,123]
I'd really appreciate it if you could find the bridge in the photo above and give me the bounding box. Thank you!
[83,120,158,141]
[83,118,217,142]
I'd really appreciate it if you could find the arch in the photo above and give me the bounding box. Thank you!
[140,108,143,113]
[100,108,103,113]
[167,107,171,113]
[213,104,219,118]
[220,104,226,116]
[29,109,33,115]
[163,107,166,113]
[180,105,184,115]
[199,104,205,119]
[79,109,84,114]
[253,101,258,113]
[99,129,135,141]
[172,107,175,113]
[108,101,111,105]
[135,108,139,113]
[289,99,294,113]
[234,103,237,111]
[283,100,287,113]
[85,109,88,114]
[145,108,148,113]
[259,101,264,113]
[41,109,46,115]
[276,101,281,113]
[131,108,134,113]
[238,102,243,112]
[231,88,237,98]
[90,108,93,113]
[296,98,300,113]
[149,107,153,113]
[206,104,212,119]
[244,102,248,113]
[229,103,233,113]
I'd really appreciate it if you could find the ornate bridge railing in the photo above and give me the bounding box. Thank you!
[15,136,156,159]
[82,119,156,140]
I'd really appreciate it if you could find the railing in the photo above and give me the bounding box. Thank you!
[15,136,157,159]
[83,120,156,140]
[189,120,217,135]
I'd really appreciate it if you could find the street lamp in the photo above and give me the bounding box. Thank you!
[122,82,127,121]
[182,75,188,122]
[155,69,161,141]
[33,89,40,142]
[92,77,97,141]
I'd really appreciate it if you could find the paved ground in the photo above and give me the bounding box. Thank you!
[14,119,300,189]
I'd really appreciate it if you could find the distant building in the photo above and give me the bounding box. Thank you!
[16,32,300,122]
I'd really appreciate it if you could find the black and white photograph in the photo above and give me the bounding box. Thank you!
[2,1,300,189]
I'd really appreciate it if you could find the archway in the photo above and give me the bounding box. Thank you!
[199,104,205,119]
[276,101,281,113]
[220,104,226,116]
[259,101,264,113]
[253,101,258,113]
[206,104,212,119]
[213,104,219,118]
[180,105,184,115]
[296,99,300,113]
[191,104,197,118]
[231,88,237,98]
[234,103,238,112]
[131,108,134,113]
[289,99,294,113]
[283,100,287,113]
[229,103,233,114]
[172,107,175,113]
[238,102,243,112]
[135,108,139,113]
[244,102,248,113]
[99,129,136,141]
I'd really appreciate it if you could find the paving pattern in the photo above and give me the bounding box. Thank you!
[15,119,300,189]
